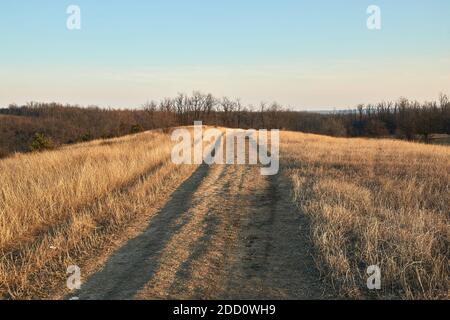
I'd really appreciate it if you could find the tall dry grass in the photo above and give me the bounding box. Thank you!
[0,129,196,299]
[282,132,449,299]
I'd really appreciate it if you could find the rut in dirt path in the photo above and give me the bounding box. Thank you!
[220,173,325,299]
[70,162,326,300]
[69,163,210,300]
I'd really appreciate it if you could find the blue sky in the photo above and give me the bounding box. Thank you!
[1,0,449,109]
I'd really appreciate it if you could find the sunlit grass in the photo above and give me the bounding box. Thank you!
[282,132,449,299]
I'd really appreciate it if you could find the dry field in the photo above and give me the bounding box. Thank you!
[281,132,449,299]
[0,128,448,300]
[0,129,197,299]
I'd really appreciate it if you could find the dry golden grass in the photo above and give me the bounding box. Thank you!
[0,129,197,299]
[281,132,449,299]
[1,126,448,300]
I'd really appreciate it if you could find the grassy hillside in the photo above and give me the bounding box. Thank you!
[282,132,449,299]
[0,129,196,299]
[0,128,448,299]
[0,106,173,159]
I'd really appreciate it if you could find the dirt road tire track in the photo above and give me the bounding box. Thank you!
[69,163,210,300]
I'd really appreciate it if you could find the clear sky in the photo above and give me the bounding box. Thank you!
[1,0,449,110]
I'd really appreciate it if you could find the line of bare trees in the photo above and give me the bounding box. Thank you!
[140,91,450,140]
[344,95,450,141]
[1,92,448,158]
[142,92,306,130]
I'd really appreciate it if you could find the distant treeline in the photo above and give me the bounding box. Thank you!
[0,92,449,158]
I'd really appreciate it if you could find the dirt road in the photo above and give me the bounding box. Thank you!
[69,159,326,300]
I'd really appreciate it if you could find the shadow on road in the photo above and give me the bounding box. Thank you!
[68,163,209,300]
